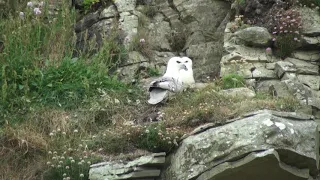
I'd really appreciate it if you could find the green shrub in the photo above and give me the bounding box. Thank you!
[83,0,100,11]
[222,73,245,89]
[132,123,182,153]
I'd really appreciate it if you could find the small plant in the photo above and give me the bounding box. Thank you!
[269,9,302,58]
[83,0,100,11]
[168,28,188,52]
[140,5,158,18]
[221,73,245,89]
[43,128,102,180]
[230,15,250,32]
[131,123,183,153]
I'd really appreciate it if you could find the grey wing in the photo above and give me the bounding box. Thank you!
[147,77,183,105]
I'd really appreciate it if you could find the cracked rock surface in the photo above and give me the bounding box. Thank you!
[161,110,319,180]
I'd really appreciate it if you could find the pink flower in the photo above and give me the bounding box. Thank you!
[27,1,33,7]
[272,38,276,41]
[266,47,272,52]
[294,37,298,41]
[34,7,41,15]
[39,1,44,7]
[287,16,290,19]
[272,31,277,34]
[139,38,145,43]
[19,12,24,19]
[280,26,283,30]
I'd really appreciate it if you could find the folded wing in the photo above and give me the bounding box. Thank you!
[148,77,183,105]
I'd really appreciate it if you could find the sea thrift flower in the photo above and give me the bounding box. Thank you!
[266,47,272,52]
[272,38,276,41]
[33,7,41,15]
[27,2,33,7]
[139,38,145,43]
[294,37,298,41]
[19,12,24,19]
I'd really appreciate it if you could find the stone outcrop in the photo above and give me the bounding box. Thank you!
[161,110,319,180]
[89,152,166,180]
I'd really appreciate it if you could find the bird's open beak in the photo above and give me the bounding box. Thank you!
[180,64,188,71]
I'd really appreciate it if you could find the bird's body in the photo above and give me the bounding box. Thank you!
[147,57,195,105]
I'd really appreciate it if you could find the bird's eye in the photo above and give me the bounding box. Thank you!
[185,61,188,63]
[176,61,181,63]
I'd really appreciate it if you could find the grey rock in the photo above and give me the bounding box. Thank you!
[89,152,166,180]
[119,13,139,46]
[292,51,320,62]
[234,26,272,47]
[163,110,319,180]
[282,77,313,105]
[282,72,297,81]
[265,62,276,70]
[286,58,319,75]
[256,80,291,98]
[301,36,320,50]
[126,51,148,65]
[275,61,296,78]
[147,14,172,51]
[220,87,256,98]
[298,7,320,36]
[252,66,276,79]
[100,5,118,19]
[297,75,320,91]
[75,12,100,33]
[114,0,136,12]
[173,0,229,38]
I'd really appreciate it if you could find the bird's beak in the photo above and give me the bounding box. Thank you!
[180,64,188,71]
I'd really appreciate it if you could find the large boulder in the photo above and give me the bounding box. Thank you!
[161,110,319,180]
[233,26,272,47]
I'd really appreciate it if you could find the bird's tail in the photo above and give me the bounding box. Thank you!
[148,89,168,105]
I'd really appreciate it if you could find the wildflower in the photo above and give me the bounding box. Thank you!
[78,162,82,165]
[114,98,120,104]
[61,156,65,159]
[53,151,57,154]
[51,164,55,168]
[272,38,276,41]
[145,129,150,133]
[279,26,283,30]
[66,177,71,180]
[48,151,52,154]
[73,129,78,133]
[294,37,298,41]
[57,128,61,132]
[19,12,24,19]
[27,1,33,7]
[52,156,56,160]
[62,132,66,135]
[87,161,91,165]
[71,160,75,163]
[63,173,67,177]
[57,165,61,168]
[65,166,70,169]
[80,174,84,177]
[49,132,54,136]
[139,38,145,43]
[33,8,41,15]
[272,31,277,34]
[46,161,51,165]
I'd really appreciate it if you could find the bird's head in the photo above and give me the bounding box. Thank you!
[167,57,188,73]
[181,57,193,71]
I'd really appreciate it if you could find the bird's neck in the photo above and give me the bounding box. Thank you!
[164,68,180,78]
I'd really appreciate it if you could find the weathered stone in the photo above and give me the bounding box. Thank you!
[282,77,313,105]
[298,7,320,37]
[286,58,319,75]
[265,62,276,70]
[275,61,296,78]
[301,36,320,50]
[89,152,166,180]
[114,0,136,12]
[292,51,320,62]
[252,66,276,79]
[234,26,271,47]
[163,110,319,180]
[173,0,229,37]
[125,51,148,65]
[119,12,139,46]
[147,14,172,51]
[282,72,297,81]
[256,80,291,98]
[297,75,320,91]
[75,12,100,33]
[99,5,118,19]
[220,87,256,98]
[220,63,266,79]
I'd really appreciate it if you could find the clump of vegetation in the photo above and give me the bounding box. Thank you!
[168,27,189,52]
[221,73,245,89]
[140,4,158,18]
[269,9,302,58]
[132,123,183,153]
[229,15,251,32]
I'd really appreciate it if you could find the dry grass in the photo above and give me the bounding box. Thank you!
[0,81,302,179]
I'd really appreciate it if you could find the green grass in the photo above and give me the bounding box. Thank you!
[221,73,245,89]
